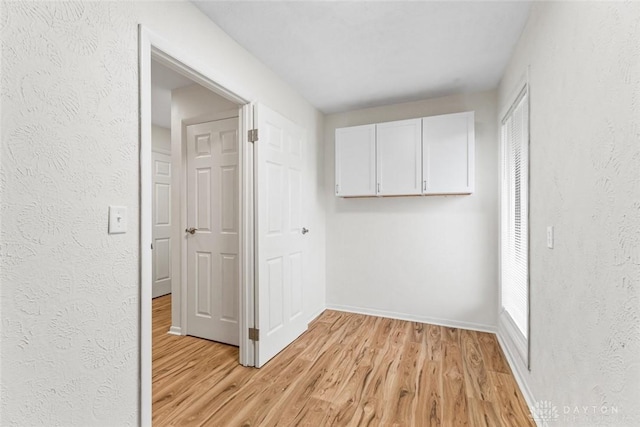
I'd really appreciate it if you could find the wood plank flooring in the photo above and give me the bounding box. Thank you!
[153,295,534,426]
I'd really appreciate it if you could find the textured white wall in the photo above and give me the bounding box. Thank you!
[0,1,325,425]
[325,91,499,331]
[498,2,640,425]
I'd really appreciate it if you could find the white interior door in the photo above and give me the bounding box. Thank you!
[254,104,307,367]
[152,151,172,298]
[185,117,240,346]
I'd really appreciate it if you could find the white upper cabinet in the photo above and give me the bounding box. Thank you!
[422,111,475,195]
[335,111,474,197]
[335,124,376,197]
[376,118,422,196]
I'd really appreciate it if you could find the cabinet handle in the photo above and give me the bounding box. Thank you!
[335,184,339,194]
[377,183,381,193]
[423,180,427,191]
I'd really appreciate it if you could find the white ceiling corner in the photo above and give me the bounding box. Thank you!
[193,0,532,114]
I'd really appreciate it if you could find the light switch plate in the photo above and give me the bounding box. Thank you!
[109,206,127,234]
[546,226,554,249]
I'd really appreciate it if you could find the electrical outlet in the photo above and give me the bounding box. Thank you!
[546,226,554,249]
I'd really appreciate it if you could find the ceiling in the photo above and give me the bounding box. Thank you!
[193,1,531,114]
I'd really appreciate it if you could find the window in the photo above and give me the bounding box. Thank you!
[500,85,529,365]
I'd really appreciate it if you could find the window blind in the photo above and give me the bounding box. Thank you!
[501,87,529,340]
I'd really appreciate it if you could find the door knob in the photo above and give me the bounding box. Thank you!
[185,227,198,235]
[302,227,309,235]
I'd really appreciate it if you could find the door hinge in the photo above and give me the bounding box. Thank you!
[249,327,260,341]
[248,129,259,143]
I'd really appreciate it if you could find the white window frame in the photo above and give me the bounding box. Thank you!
[499,79,530,369]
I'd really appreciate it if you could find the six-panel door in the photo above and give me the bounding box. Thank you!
[185,117,240,346]
[255,103,307,367]
[152,151,172,298]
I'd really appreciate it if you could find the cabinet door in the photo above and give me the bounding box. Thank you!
[376,118,422,196]
[335,124,376,197]
[422,112,474,195]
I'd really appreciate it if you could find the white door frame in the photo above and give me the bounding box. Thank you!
[139,25,256,427]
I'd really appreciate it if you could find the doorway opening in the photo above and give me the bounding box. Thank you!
[140,25,312,427]
[151,59,242,346]
[139,26,255,427]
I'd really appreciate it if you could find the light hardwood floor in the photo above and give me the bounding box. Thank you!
[153,295,534,426]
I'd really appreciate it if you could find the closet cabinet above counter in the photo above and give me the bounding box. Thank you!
[335,111,474,197]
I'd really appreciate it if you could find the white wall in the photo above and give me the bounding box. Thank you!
[0,1,325,425]
[151,85,172,129]
[325,91,499,331]
[172,83,238,121]
[498,2,640,424]
[152,125,171,153]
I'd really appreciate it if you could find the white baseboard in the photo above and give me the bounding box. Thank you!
[168,326,182,336]
[496,330,539,426]
[307,306,326,325]
[325,303,496,333]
